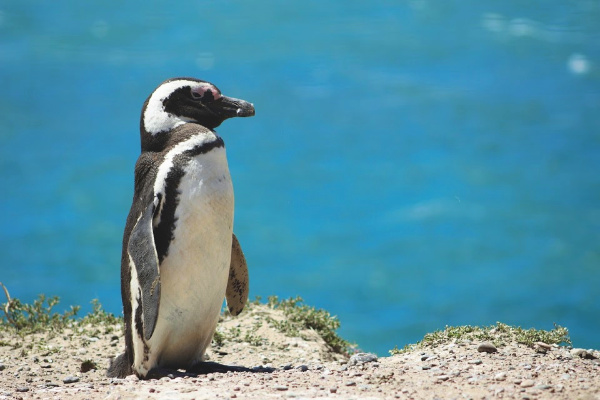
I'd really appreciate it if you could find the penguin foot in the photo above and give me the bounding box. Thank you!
[106,353,133,378]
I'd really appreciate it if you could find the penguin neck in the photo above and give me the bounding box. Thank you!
[140,123,220,153]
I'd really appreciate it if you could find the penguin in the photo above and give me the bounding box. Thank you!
[107,77,254,379]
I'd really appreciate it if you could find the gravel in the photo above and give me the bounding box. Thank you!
[0,304,598,399]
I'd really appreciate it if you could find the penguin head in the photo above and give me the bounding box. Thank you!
[140,77,255,151]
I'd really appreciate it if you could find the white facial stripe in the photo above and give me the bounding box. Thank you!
[152,132,216,227]
[143,80,217,135]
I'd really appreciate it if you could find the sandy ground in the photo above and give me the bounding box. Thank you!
[0,304,598,400]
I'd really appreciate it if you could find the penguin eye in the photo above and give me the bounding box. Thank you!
[190,87,219,102]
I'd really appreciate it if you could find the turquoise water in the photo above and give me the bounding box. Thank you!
[1,2,599,355]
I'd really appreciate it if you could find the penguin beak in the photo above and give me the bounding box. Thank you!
[210,96,255,119]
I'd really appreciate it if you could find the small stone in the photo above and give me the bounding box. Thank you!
[535,384,552,390]
[494,372,507,381]
[468,359,483,365]
[63,376,80,384]
[477,342,497,353]
[80,360,97,373]
[582,351,598,360]
[274,385,288,391]
[296,365,308,372]
[330,387,338,393]
[0,364,5,371]
[436,375,450,381]
[569,348,597,359]
[520,379,535,388]
[348,353,378,365]
[345,381,356,386]
[534,342,551,354]
[16,387,29,393]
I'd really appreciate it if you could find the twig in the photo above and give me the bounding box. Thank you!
[0,282,17,326]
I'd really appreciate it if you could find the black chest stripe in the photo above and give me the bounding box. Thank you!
[153,137,224,264]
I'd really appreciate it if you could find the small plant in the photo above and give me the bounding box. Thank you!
[1,283,80,333]
[266,296,352,354]
[212,330,226,347]
[0,283,122,335]
[389,322,572,355]
[80,299,121,327]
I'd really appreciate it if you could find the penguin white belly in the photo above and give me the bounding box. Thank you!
[146,147,233,370]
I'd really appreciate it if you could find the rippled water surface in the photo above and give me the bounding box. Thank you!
[1,1,599,354]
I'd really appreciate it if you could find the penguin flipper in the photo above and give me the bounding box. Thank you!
[225,233,249,316]
[128,197,161,340]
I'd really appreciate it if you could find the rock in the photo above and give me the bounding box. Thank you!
[494,372,507,381]
[80,360,97,373]
[273,385,288,391]
[0,363,5,371]
[477,342,497,353]
[329,387,338,393]
[348,353,378,366]
[63,376,80,384]
[468,359,483,365]
[520,379,535,388]
[569,348,597,359]
[534,342,551,354]
[296,365,308,372]
[345,381,356,386]
[16,387,29,393]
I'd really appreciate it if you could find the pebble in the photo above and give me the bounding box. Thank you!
[16,387,29,393]
[330,387,338,393]
[0,363,5,371]
[274,385,288,391]
[345,381,356,386]
[520,379,535,388]
[477,342,498,353]
[494,372,507,381]
[468,359,483,365]
[63,376,80,384]
[348,353,378,365]
[571,348,586,357]
[296,365,308,372]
